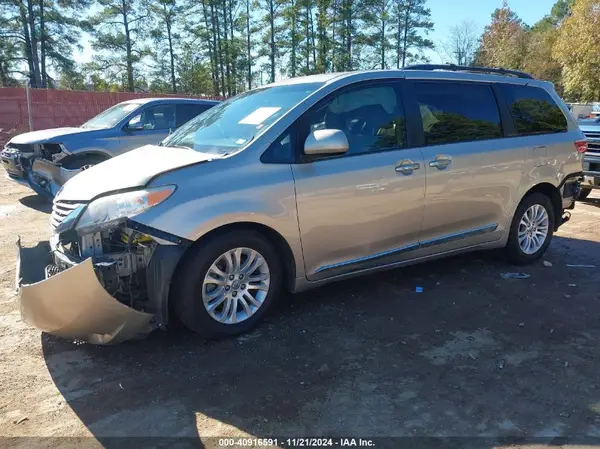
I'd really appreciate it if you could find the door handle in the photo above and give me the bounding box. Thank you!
[429,155,452,170]
[395,160,421,175]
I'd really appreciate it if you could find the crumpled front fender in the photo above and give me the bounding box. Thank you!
[26,158,82,199]
[17,240,153,345]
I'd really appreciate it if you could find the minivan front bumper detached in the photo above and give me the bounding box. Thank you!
[19,258,153,345]
[17,240,153,344]
[16,222,188,345]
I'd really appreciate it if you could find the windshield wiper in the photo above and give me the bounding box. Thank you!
[169,144,194,150]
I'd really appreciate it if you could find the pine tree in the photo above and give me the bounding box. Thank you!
[314,0,331,73]
[1,0,88,87]
[150,0,180,93]
[282,0,299,77]
[392,0,433,68]
[259,0,284,82]
[88,0,150,91]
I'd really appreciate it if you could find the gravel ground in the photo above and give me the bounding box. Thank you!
[1,173,600,449]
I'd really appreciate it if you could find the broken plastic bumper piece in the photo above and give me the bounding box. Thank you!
[16,239,153,345]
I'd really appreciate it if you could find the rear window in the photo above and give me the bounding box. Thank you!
[502,85,567,136]
[414,81,503,146]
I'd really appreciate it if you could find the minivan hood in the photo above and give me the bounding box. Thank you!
[58,145,213,201]
[10,127,97,144]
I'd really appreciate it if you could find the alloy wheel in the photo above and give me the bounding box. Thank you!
[201,247,271,324]
[517,204,549,255]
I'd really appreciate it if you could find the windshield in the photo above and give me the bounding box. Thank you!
[81,102,141,129]
[162,83,323,155]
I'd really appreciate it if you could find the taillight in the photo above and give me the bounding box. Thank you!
[575,140,588,153]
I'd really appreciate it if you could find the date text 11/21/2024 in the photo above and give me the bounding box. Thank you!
[217,438,376,447]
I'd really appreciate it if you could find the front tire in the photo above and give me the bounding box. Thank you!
[173,230,282,339]
[504,193,555,265]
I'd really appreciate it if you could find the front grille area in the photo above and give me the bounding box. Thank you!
[51,200,87,230]
[583,131,600,139]
[1,147,21,159]
[4,143,34,154]
[583,131,600,154]
[587,141,600,153]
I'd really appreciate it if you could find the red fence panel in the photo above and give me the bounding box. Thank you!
[0,88,225,147]
[0,88,28,146]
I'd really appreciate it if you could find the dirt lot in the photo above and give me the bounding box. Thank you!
[1,173,600,448]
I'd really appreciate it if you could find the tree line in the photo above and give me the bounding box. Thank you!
[470,0,600,102]
[1,0,599,102]
[0,0,435,95]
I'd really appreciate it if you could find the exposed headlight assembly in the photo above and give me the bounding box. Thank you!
[41,143,70,162]
[75,185,176,234]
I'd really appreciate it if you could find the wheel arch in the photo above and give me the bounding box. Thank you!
[520,182,562,231]
[61,150,111,169]
[175,221,297,293]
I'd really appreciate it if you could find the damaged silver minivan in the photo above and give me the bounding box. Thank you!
[17,66,585,344]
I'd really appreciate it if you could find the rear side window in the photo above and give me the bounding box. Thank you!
[502,85,567,136]
[414,81,503,146]
[176,103,212,127]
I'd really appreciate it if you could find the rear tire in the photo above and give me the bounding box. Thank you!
[577,187,592,201]
[173,230,282,339]
[504,193,555,265]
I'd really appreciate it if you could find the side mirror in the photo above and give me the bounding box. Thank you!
[126,118,144,131]
[304,129,349,156]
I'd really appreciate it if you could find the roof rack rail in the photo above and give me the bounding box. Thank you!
[404,64,534,80]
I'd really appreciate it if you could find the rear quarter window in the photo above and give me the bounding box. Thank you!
[502,85,567,136]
